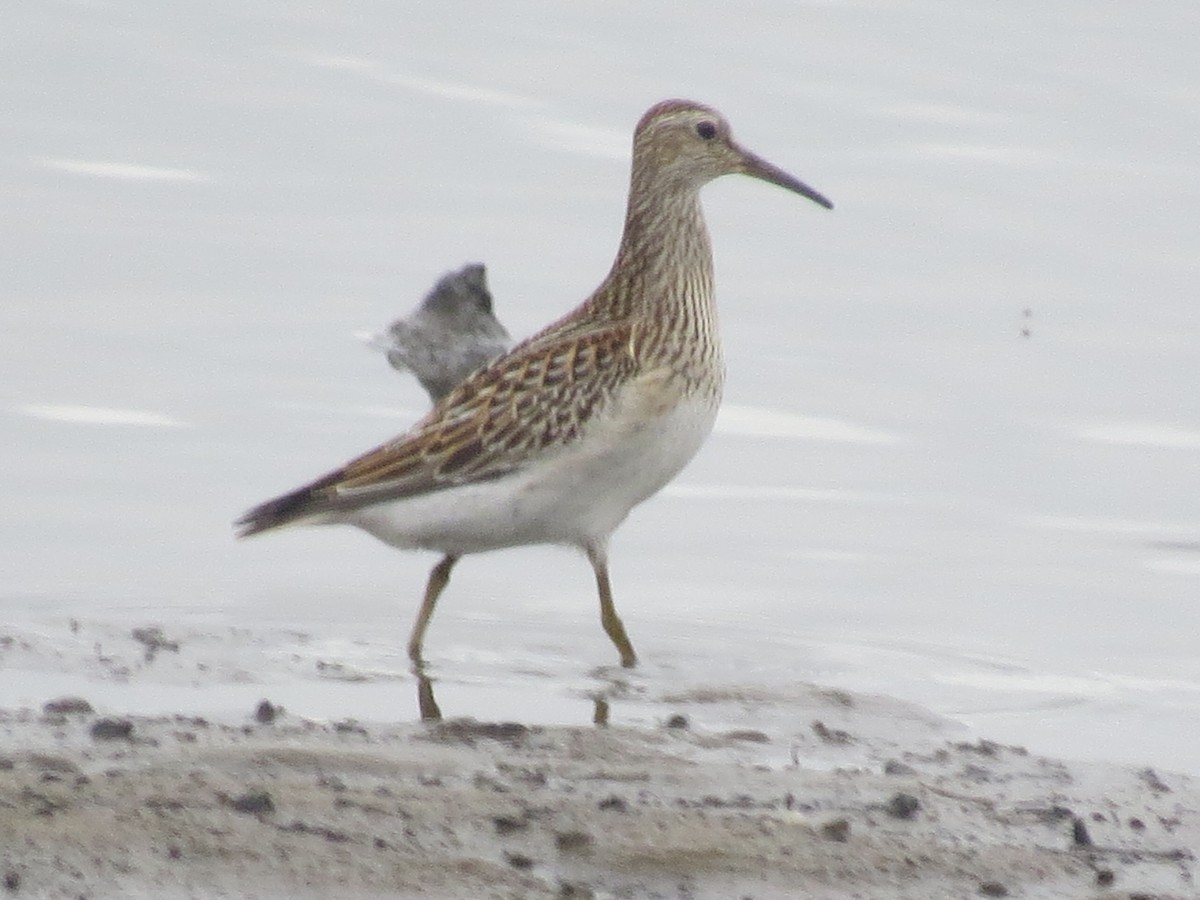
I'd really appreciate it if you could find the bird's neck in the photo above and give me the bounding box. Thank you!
[593,173,716,327]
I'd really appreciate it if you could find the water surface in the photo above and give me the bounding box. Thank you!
[3,1,1199,772]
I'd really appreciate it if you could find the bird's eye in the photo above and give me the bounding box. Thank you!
[695,121,717,140]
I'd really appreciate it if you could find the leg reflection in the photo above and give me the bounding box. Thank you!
[592,696,610,726]
[412,660,634,726]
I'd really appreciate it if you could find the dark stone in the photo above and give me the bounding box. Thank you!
[558,881,595,898]
[42,697,93,715]
[493,814,529,835]
[820,817,850,842]
[90,718,134,741]
[885,792,920,820]
[231,790,275,816]
[1071,816,1092,847]
[554,830,593,852]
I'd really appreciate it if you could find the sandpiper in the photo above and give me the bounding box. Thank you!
[236,99,832,668]
[366,263,512,402]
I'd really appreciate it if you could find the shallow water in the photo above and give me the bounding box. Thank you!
[3,2,1199,772]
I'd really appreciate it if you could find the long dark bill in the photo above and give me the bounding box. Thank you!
[739,148,834,210]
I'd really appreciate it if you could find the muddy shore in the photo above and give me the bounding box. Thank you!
[2,642,1196,899]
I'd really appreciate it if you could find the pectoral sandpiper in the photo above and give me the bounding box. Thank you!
[236,99,832,668]
[366,263,512,402]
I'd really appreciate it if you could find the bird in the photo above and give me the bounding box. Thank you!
[364,263,512,402]
[235,99,833,668]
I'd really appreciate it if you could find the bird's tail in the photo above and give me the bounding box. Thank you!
[234,484,327,538]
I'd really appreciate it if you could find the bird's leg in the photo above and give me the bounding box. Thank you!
[408,554,458,663]
[585,542,637,668]
[413,666,442,722]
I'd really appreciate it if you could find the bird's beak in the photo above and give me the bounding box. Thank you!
[738,147,833,210]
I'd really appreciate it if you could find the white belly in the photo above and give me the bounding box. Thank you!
[344,377,720,555]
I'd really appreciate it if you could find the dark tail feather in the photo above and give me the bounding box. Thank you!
[234,483,329,538]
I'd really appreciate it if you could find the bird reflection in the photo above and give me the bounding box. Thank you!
[409,661,630,726]
[591,696,610,726]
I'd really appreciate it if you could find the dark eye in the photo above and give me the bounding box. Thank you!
[695,121,717,140]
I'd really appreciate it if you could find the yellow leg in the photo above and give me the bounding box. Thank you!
[414,666,442,722]
[586,543,637,668]
[408,554,458,663]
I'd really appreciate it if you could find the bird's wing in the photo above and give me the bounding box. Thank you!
[236,319,637,534]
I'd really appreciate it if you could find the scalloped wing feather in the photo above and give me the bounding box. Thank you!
[235,321,639,535]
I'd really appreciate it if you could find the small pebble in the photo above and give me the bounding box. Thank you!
[43,696,94,716]
[493,814,528,835]
[665,714,689,730]
[555,830,593,852]
[231,790,275,815]
[558,881,595,899]
[90,718,134,741]
[820,817,850,842]
[254,700,280,724]
[1071,816,1092,847]
[597,795,628,812]
[504,851,534,870]
[978,882,1008,897]
[885,792,920,820]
